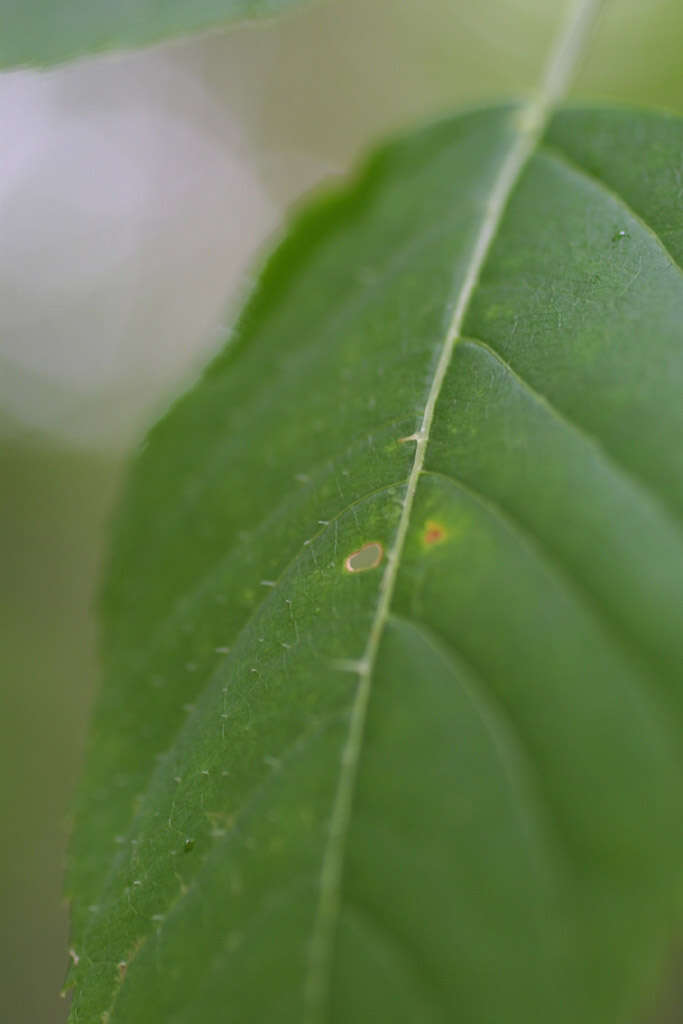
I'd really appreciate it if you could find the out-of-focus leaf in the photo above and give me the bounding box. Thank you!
[0,0,309,68]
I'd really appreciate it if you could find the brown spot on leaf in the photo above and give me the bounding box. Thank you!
[423,520,447,546]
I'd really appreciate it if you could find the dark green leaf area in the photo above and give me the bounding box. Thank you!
[68,106,683,1024]
[68,108,518,1020]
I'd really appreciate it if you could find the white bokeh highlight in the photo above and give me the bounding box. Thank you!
[0,49,277,444]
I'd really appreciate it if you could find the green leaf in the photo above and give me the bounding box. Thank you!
[66,95,683,1022]
[0,0,307,68]
[65,0,683,1008]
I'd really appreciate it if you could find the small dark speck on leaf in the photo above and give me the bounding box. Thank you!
[344,542,383,573]
[184,838,195,853]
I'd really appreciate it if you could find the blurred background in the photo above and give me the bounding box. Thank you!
[2,1,683,1020]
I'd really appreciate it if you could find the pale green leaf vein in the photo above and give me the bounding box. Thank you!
[387,610,572,877]
[540,143,683,276]
[303,2,606,1018]
[421,467,677,735]
[461,335,683,534]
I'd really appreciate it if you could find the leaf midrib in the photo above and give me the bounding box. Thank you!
[77,2,608,1017]
[302,2,606,1019]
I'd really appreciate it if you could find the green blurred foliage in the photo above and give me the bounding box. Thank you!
[0,0,306,68]
[1,438,123,1023]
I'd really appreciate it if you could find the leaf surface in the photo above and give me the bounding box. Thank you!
[0,0,307,68]
[67,98,683,1024]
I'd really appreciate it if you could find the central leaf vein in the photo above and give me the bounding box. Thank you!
[302,1,606,1018]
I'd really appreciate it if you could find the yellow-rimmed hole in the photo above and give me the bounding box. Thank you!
[344,542,383,573]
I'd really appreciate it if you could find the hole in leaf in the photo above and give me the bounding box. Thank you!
[344,542,383,573]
